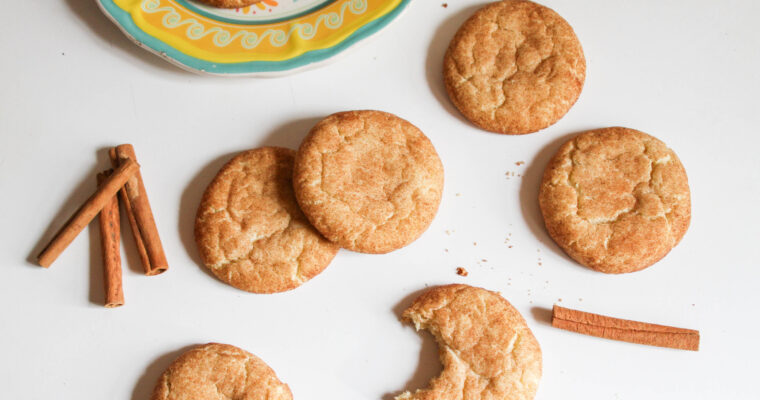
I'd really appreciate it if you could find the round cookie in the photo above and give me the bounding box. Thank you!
[396,284,542,400]
[197,0,263,9]
[195,147,339,293]
[444,0,586,134]
[293,110,444,254]
[539,127,691,273]
[151,343,292,400]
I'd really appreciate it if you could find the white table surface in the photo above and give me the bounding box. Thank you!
[2,0,759,398]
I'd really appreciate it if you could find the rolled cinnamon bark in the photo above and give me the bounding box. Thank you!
[97,171,124,308]
[108,147,150,272]
[109,145,168,276]
[37,159,139,268]
[552,305,699,351]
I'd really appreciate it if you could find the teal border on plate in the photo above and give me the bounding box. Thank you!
[175,0,338,26]
[97,0,411,75]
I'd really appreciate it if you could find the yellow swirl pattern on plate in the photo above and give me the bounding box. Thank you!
[114,0,400,63]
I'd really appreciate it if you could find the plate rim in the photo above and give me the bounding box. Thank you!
[96,0,412,77]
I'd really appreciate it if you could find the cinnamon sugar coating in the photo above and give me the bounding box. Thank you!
[293,111,444,254]
[444,0,586,134]
[195,147,338,293]
[151,343,292,400]
[397,284,542,400]
[539,127,691,273]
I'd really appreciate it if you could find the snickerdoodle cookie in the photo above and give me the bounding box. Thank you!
[195,147,339,293]
[197,0,263,9]
[151,343,292,400]
[539,127,691,273]
[293,110,444,254]
[444,0,586,134]
[396,284,542,400]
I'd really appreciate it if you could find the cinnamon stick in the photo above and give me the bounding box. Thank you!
[109,145,168,276]
[97,171,124,308]
[37,159,139,268]
[108,147,150,272]
[552,305,699,351]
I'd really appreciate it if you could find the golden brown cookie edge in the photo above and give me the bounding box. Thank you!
[194,147,339,293]
[538,127,691,273]
[150,343,293,400]
[293,110,444,254]
[443,0,586,135]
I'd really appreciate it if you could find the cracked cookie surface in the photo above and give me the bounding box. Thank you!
[539,127,691,273]
[198,0,263,9]
[397,284,542,400]
[195,147,338,293]
[444,0,585,134]
[293,110,444,254]
[151,343,292,400]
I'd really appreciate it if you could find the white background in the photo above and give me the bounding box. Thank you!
[1,0,759,398]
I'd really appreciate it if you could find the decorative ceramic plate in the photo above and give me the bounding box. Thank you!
[97,0,411,76]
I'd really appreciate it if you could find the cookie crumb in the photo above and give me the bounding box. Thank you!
[473,242,477,246]
[442,2,448,7]
[455,192,461,197]
[481,259,487,262]
[456,267,468,277]
[515,161,525,166]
